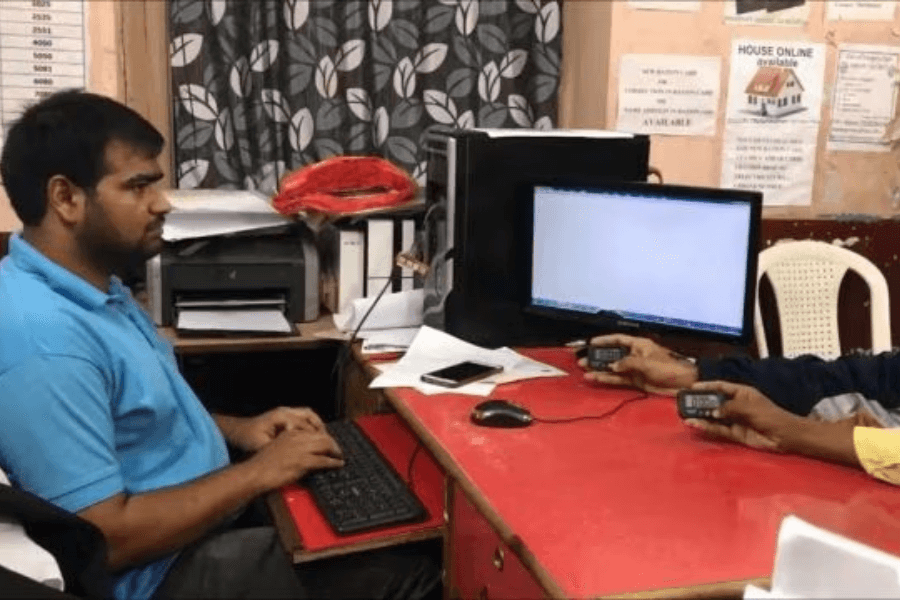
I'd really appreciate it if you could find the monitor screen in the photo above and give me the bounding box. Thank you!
[527,182,762,344]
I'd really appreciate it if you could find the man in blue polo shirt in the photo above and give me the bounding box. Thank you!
[0,91,440,600]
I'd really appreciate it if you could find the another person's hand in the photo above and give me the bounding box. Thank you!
[217,407,326,453]
[580,333,698,395]
[682,381,803,452]
[248,428,345,490]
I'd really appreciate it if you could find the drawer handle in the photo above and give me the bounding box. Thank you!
[492,546,505,571]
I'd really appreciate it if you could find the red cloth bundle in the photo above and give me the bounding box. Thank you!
[273,155,417,216]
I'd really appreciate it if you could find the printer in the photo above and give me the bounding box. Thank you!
[147,224,320,328]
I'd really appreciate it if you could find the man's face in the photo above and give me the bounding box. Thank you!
[78,139,169,272]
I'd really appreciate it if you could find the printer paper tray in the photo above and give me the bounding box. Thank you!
[176,308,295,335]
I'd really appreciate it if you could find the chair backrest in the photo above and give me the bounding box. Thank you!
[755,240,892,359]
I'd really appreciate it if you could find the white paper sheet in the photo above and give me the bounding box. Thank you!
[617,54,721,136]
[333,289,424,332]
[747,515,900,598]
[369,326,565,396]
[628,0,701,11]
[481,128,632,139]
[743,584,778,599]
[827,1,897,21]
[828,44,900,152]
[162,189,291,241]
[176,309,293,334]
[724,0,810,26]
[361,327,420,354]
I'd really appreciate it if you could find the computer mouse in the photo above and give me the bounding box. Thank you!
[470,400,533,428]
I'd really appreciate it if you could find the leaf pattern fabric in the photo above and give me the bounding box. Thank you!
[169,0,561,192]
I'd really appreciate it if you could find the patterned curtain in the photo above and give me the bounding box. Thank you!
[168,0,562,192]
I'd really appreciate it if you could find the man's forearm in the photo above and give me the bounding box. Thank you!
[778,418,861,468]
[79,459,266,571]
[212,413,243,446]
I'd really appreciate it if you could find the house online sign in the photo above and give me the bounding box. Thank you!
[721,39,826,206]
[738,43,813,69]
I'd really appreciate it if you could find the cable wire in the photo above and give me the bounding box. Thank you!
[533,391,650,424]
[332,275,396,419]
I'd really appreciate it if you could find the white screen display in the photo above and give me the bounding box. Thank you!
[531,185,754,337]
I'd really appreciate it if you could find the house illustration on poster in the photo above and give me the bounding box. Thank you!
[744,66,805,117]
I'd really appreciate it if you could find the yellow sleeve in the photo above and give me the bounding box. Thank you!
[853,426,900,485]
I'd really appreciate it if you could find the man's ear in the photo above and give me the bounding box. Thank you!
[45,175,87,226]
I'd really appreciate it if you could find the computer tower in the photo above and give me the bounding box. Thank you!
[422,128,651,347]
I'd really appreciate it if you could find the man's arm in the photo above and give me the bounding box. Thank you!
[78,429,343,571]
[212,407,326,453]
[685,381,861,468]
[585,334,900,416]
[698,351,900,416]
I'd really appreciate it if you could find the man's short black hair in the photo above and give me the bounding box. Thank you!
[0,89,165,226]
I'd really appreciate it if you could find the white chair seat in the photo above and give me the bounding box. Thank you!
[755,240,891,359]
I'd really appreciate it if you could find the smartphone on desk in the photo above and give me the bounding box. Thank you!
[420,361,504,388]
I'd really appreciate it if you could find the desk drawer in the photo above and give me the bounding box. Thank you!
[449,486,547,600]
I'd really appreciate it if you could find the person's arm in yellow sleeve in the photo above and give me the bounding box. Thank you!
[854,427,900,485]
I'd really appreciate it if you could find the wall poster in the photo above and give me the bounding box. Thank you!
[0,0,88,149]
[826,1,897,21]
[627,0,701,11]
[724,0,810,26]
[828,44,900,152]
[616,54,721,136]
[721,39,826,206]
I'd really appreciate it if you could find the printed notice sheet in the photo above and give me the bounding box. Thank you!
[724,0,810,26]
[721,39,826,206]
[627,0,701,11]
[617,55,721,136]
[829,44,900,152]
[0,1,88,149]
[826,1,897,20]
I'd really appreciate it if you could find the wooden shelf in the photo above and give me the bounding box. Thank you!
[160,312,343,354]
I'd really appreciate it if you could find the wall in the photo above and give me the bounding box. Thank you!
[559,1,900,219]
[0,0,171,232]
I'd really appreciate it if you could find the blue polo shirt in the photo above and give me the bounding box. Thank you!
[0,234,230,600]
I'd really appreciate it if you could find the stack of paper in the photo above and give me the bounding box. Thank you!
[162,189,291,242]
[369,326,566,396]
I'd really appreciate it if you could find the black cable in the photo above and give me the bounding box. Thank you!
[332,275,396,419]
[406,441,423,490]
[532,391,650,424]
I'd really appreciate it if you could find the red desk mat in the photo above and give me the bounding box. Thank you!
[392,348,900,598]
[279,413,444,552]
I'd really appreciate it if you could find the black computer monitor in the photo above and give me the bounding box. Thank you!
[523,181,763,345]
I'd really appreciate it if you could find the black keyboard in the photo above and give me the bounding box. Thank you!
[302,420,427,535]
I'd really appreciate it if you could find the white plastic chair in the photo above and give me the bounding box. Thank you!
[754,240,892,359]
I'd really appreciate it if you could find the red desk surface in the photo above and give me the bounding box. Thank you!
[392,348,900,598]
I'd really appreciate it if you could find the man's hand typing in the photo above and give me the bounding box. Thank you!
[214,407,326,453]
[247,428,345,489]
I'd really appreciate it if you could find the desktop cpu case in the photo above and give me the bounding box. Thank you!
[422,128,650,348]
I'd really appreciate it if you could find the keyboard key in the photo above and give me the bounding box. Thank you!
[302,420,427,535]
